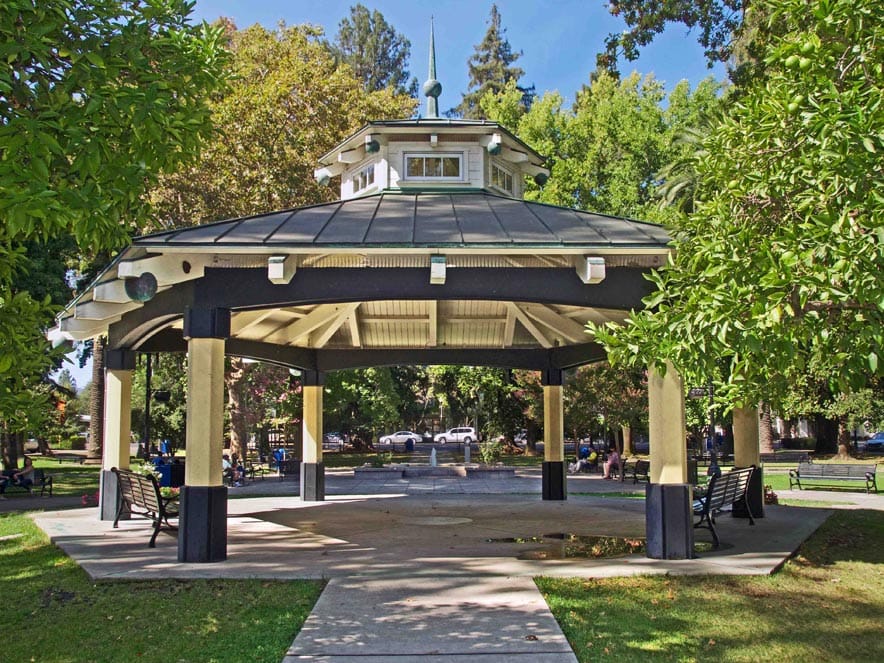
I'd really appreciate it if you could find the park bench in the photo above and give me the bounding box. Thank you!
[626,459,650,484]
[789,462,878,493]
[111,467,179,547]
[3,469,53,497]
[693,466,755,548]
[50,452,86,464]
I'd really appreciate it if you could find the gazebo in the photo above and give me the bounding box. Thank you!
[51,35,763,563]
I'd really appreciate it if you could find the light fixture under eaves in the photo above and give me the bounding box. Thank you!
[430,255,446,285]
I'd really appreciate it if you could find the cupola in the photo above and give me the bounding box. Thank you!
[314,20,549,201]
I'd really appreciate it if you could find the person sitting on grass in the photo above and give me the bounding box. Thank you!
[602,445,621,480]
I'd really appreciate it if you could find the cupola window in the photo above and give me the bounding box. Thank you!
[405,153,462,180]
[354,164,375,192]
[491,162,514,195]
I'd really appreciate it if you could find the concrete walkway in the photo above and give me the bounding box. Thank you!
[28,468,883,662]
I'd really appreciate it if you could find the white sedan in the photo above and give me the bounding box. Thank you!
[379,431,421,445]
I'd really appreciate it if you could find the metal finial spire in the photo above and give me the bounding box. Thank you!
[422,17,442,118]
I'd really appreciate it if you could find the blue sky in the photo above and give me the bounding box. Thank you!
[191,0,726,106]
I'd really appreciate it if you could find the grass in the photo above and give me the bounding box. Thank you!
[537,509,884,662]
[2,458,102,500]
[0,513,323,663]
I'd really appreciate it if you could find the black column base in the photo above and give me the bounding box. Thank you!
[733,465,764,519]
[542,461,566,500]
[301,462,325,501]
[99,469,127,522]
[646,483,694,559]
[178,485,227,563]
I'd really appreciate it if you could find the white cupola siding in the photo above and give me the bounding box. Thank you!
[318,120,548,201]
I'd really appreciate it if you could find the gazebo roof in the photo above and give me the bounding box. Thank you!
[134,189,669,251]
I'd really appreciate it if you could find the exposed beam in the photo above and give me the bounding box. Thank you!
[93,280,130,303]
[503,306,516,347]
[520,303,590,344]
[74,300,141,321]
[117,254,207,286]
[231,309,278,335]
[348,309,362,348]
[264,304,358,346]
[507,303,551,348]
[311,303,360,348]
[427,301,438,347]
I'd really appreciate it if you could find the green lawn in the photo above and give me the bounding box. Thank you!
[537,509,884,662]
[0,513,323,663]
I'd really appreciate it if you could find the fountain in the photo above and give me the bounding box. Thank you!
[430,447,437,467]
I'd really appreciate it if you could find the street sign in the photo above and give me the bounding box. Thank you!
[688,387,709,399]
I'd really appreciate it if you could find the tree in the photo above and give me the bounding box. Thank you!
[330,4,416,95]
[593,0,884,421]
[0,0,228,252]
[149,22,416,227]
[0,0,229,459]
[599,0,745,74]
[454,4,526,119]
[324,368,403,448]
[489,72,721,219]
[148,22,416,450]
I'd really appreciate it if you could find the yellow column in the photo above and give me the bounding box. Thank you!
[544,385,564,462]
[102,369,132,471]
[302,385,323,464]
[184,337,226,487]
[733,406,760,467]
[648,362,687,484]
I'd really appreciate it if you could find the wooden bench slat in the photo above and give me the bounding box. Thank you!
[111,467,178,547]
[694,466,755,548]
[789,462,878,493]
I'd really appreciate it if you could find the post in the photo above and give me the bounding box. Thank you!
[99,349,135,521]
[179,308,229,563]
[301,370,325,501]
[541,369,566,500]
[732,405,764,519]
[646,361,693,559]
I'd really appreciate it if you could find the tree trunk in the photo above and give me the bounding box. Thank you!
[758,403,776,454]
[525,420,539,456]
[86,335,105,461]
[225,357,248,462]
[836,416,853,460]
[621,425,633,455]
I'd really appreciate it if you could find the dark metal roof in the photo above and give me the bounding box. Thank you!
[136,190,670,250]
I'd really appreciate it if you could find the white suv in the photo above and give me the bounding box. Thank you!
[434,427,476,444]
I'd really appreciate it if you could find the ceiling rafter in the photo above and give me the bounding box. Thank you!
[311,303,361,348]
[428,300,438,347]
[520,303,590,344]
[507,303,551,348]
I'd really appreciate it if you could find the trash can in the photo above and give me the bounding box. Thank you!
[405,439,415,452]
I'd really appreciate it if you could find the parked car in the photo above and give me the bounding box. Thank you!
[379,431,421,445]
[434,427,476,444]
[865,432,884,452]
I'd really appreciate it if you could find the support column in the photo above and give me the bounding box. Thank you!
[732,405,764,519]
[301,370,325,501]
[541,369,566,500]
[179,308,229,563]
[646,362,693,559]
[99,349,135,521]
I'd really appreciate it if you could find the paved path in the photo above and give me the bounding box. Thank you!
[27,468,884,663]
[284,576,577,663]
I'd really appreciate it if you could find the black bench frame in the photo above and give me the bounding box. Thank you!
[111,467,179,547]
[693,466,755,547]
[789,462,878,493]
[2,468,53,497]
[628,459,650,484]
[51,452,86,464]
